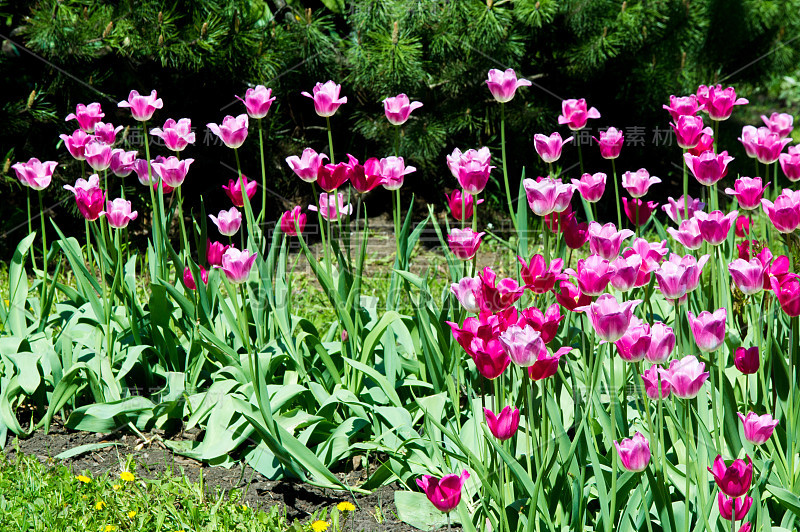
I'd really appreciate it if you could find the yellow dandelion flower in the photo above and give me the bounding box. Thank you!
[112,484,121,491]
[127,511,137,518]
[240,504,248,511]
[104,526,117,532]
[76,475,91,483]
[81,495,88,500]
[120,471,135,482]
[95,501,106,510]
[337,501,356,512]
[311,520,329,532]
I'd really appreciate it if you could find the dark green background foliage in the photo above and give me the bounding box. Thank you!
[1,0,800,257]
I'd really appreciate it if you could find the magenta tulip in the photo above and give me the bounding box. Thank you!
[286,148,328,184]
[663,95,703,121]
[383,93,423,125]
[555,280,592,312]
[416,470,469,513]
[102,198,138,229]
[207,240,229,267]
[668,218,704,250]
[647,322,675,363]
[447,147,493,195]
[728,258,766,296]
[151,155,193,188]
[734,346,759,374]
[209,207,242,237]
[671,114,714,149]
[688,131,715,156]
[577,293,641,342]
[749,126,791,164]
[280,206,306,237]
[565,254,615,297]
[571,172,606,203]
[684,150,734,186]
[534,132,573,164]
[349,155,384,193]
[65,102,105,132]
[761,190,800,233]
[615,316,651,362]
[223,174,257,207]
[697,85,748,121]
[486,68,531,103]
[92,121,123,145]
[641,364,670,399]
[84,139,113,172]
[771,275,800,316]
[695,210,738,245]
[59,129,91,161]
[302,80,347,117]
[593,127,624,159]
[708,455,752,498]
[478,267,524,313]
[718,493,753,521]
[12,158,57,191]
[500,324,544,367]
[109,149,137,177]
[183,265,208,290]
[623,198,658,227]
[150,118,196,151]
[117,90,163,121]
[558,98,600,130]
[587,222,634,260]
[610,254,642,292]
[527,346,571,380]
[518,255,567,294]
[662,355,709,399]
[622,168,661,198]
[219,247,257,284]
[236,85,275,119]
[523,177,574,216]
[762,112,793,138]
[207,114,249,149]
[64,174,105,221]
[309,192,352,222]
[563,213,590,250]
[445,190,483,221]
[779,145,800,182]
[379,156,416,190]
[614,432,651,472]
[519,304,563,344]
[738,412,778,445]
[725,177,769,210]
[450,276,481,314]
[655,260,692,300]
[484,406,520,440]
[687,309,726,352]
[448,228,484,260]
[662,194,705,224]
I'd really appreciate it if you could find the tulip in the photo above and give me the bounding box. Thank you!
[641,364,670,399]
[302,80,347,117]
[771,275,800,316]
[734,346,759,374]
[577,293,641,342]
[737,239,751,260]
[518,255,567,294]
[222,174,257,207]
[662,355,709,399]
[760,248,793,287]
[655,260,692,300]
[527,346,571,380]
[663,95,703,121]
[615,316,651,362]
[109,149,137,177]
[59,129,92,161]
[667,218,704,250]
[614,432,651,472]
[687,309,726,352]
[209,207,242,237]
[102,198,138,229]
[484,406,520,440]
[286,148,328,184]
[623,198,658,227]
[622,168,661,198]
[383,93,423,125]
[445,190,483,221]
[486,68,531,103]
[565,254,615,297]
[131,159,153,185]
[65,102,105,132]
[534,132,573,164]
[499,324,544,367]
[523,177,574,216]
[450,277,482,314]
[696,85,749,121]
[117,89,163,121]
[447,147,493,195]
[236,85,275,119]
[571,172,606,203]
[315,163,351,193]
[84,140,113,172]
[92,121,123,145]
[448,228,484,260]
[588,222,634,259]
[207,114,249,149]
[762,112,793,138]
[555,280,592,312]
[728,258,766,296]
[379,156,416,190]
[519,304,563,344]
[543,204,574,233]
[309,192,353,222]
[558,98,601,130]
[219,247,257,284]
[738,125,758,158]
[677,253,710,294]
[12,158,57,190]
[725,177,769,210]
[593,127,624,159]
[478,267,524,313]
[622,238,670,287]
[563,213,590,249]
[779,145,800,182]
[684,150,734,186]
[671,114,714,149]
[416,470,469,513]
[735,216,748,239]
[751,126,792,164]
[280,206,306,236]
[207,240,229,267]
[183,265,208,290]
[470,333,511,380]
[738,524,752,532]
[688,132,715,156]
[150,118,196,151]
[647,322,675,363]
[150,155,193,188]
[718,493,753,522]
[738,412,779,445]
[761,190,800,233]
[350,155,384,193]
[694,210,738,245]
[662,194,705,224]
[64,174,105,221]
[708,455,753,498]
[610,254,642,292]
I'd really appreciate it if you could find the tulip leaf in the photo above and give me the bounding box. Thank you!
[394,491,462,530]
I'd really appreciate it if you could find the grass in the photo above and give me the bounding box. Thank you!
[0,448,358,532]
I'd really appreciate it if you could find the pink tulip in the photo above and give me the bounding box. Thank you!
[544,204,574,233]
[207,114,249,149]
[696,85,748,121]
[84,139,113,172]
[109,149,137,177]
[92,121,123,145]
[728,258,766,296]
[236,85,275,119]
[150,118,196,151]
[12,157,57,190]
[218,247,257,284]
[416,470,469,513]
[223,174,257,207]
[59,129,92,161]
[610,254,642,292]
[676,253,710,294]
[301,80,347,117]
[738,125,759,158]
[470,332,511,380]
[280,206,306,236]
[577,293,641,342]
[183,265,208,290]
[102,198,138,229]
[131,159,153,185]
[447,147,493,195]
[349,155,384,193]
[671,114,714,149]
[593,127,624,159]
[779,145,800,182]
[445,190,483,221]
[687,308,726,352]
[286,148,328,184]
[684,150,734,186]
[694,210,738,245]
[519,304,563,344]
[718,493,753,521]
[663,95,703,121]
[752,127,791,164]
[662,355,709,398]
[571,172,606,203]
[478,267,524,313]
[647,322,675,363]
[558,98,600,130]
[151,155,193,188]
[523,177,574,216]
[688,132,715,156]
[450,277,482,313]
[641,364,670,399]
[555,280,592,312]
[486,68,531,103]
[622,238,670,287]
[534,132,573,164]
[484,406,520,440]
[448,228,484,260]
[117,90,163,121]
[518,255,567,294]
[527,346,571,380]
[207,240,229,267]
[662,194,705,224]
[65,102,105,132]
[761,190,800,233]
[588,222,634,259]
[725,177,769,210]
[565,254,615,297]
[614,432,651,472]
[734,217,751,238]
[615,316,651,362]
[623,198,658,227]
[500,324,544,367]
[655,260,692,300]
[563,213,590,249]
[209,207,242,237]
[309,192,353,222]
[738,523,752,532]
[734,346,759,374]
[737,239,752,260]
[383,93,423,125]
[708,455,752,498]
[64,174,105,221]
[738,412,779,445]
[378,156,416,190]
[771,275,800,316]
[667,218,704,250]
[761,112,793,138]
[622,168,661,198]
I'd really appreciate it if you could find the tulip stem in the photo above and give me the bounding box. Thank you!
[176,187,189,261]
[142,125,162,278]
[612,158,622,229]
[681,148,688,223]
[609,342,618,532]
[326,116,335,165]
[684,400,691,532]
[500,103,517,233]
[38,190,48,297]
[258,119,267,230]
[639,474,653,532]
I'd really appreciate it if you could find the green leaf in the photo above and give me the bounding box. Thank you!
[394,491,462,529]
[5,233,36,336]
[65,397,155,432]
[55,442,122,460]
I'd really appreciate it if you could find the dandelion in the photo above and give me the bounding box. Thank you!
[76,475,91,483]
[120,471,135,482]
[104,526,117,532]
[95,501,106,510]
[127,511,137,518]
[337,501,356,512]
[112,484,121,491]
[311,520,329,532]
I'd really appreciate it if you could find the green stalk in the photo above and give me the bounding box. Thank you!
[609,343,618,532]
[142,125,162,278]
[234,148,257,248]
[500,103,517,233]
[681,148,688,223]
[27,189,36,271]
[684,401,691,532]
[258,119,267,227]
[639,474,654,532]
[326,116,335,164]
[612,158,621,229]
[176,186,189,260]
[38,191,48,295]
